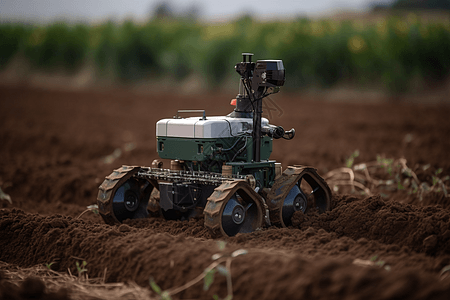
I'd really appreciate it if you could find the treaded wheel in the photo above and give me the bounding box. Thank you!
[110,178,150,222]
[97,166,155,224]
[221,192,260,236]
[204,180,264,237]
[281,184,307,226]
[267,166,332,227]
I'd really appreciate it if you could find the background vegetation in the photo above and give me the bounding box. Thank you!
[1,12,450,92]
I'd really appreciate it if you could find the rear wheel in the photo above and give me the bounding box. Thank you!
[268,166,332,227]
[111,178,150,222]
[97,166,154,224]
[281,184,308,226]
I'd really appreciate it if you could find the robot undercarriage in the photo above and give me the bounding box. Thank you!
[97,164,331,237]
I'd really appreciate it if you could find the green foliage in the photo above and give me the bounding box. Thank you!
[45,262,55,270]
[0,24,31,68]
[149,248,247,299]
[346,150,360,168]
[76,261,88,279]
[149,278,162,294]
[216,240,227,251]
[1,14,450,91]
[369,255,389,269]
[203,269,216,291]
[392,0,450,10]
[377,155,394,174]
[24,22,90,71]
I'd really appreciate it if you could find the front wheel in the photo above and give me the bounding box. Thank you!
[204,180,264,237]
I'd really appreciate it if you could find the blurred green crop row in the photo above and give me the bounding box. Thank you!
[1,15,450,92]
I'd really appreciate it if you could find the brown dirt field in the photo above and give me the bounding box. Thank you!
[1,85,450,299]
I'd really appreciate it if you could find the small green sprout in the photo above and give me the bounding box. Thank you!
[203,269,217,291]
[216,241,227,251]
[76,261,88,279]
[432,176,439,186]
[150,278,172,300]
[149,247,247,300]
[377,155,394,174]
[346,150,360,168]
[45,262,55,270]
[149,277,162,295]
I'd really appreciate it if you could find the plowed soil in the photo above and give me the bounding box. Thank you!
[1,85,450,300]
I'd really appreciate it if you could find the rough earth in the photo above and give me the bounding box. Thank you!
[1,85,450,299]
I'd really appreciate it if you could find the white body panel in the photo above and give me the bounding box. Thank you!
[156,116,269,139]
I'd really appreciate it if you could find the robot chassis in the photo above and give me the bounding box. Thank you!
[97,53,332,237]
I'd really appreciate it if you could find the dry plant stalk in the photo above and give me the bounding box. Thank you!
[150,246,247,300]
[324,156,449,199]
[0,261,155,300]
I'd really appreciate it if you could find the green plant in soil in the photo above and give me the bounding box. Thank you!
[76,261,88,280]
[345,149,360,168]
[45,262,55,270]
[149,241,247,300]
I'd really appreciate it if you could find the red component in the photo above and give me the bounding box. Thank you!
[230,99,237,106]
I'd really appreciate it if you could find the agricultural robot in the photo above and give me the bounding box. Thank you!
[97,53,332,236]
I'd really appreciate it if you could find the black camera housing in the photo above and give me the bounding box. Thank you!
[253,60,285,88]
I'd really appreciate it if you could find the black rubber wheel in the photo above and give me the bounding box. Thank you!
[281,184,308,226]
[281,172,330,226]
[221,193,260,236]
[112,178,150,222]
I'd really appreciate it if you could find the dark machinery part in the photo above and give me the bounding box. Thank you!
[234,53,285,162]
[204,180,265,237]
[97,166,157,224]
[97,53,332,237]
[158,182,216,219]
[261,125,295,140]
[267,166,332,227]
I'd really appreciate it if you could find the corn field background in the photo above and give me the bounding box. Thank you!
[1,12,450,93]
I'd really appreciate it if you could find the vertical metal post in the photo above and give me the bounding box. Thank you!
[253,98,262,162]
[235,53,262,162]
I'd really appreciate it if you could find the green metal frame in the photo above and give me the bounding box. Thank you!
[226,160,277,189]
[157,135,275,185]
[157,136,272,163]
